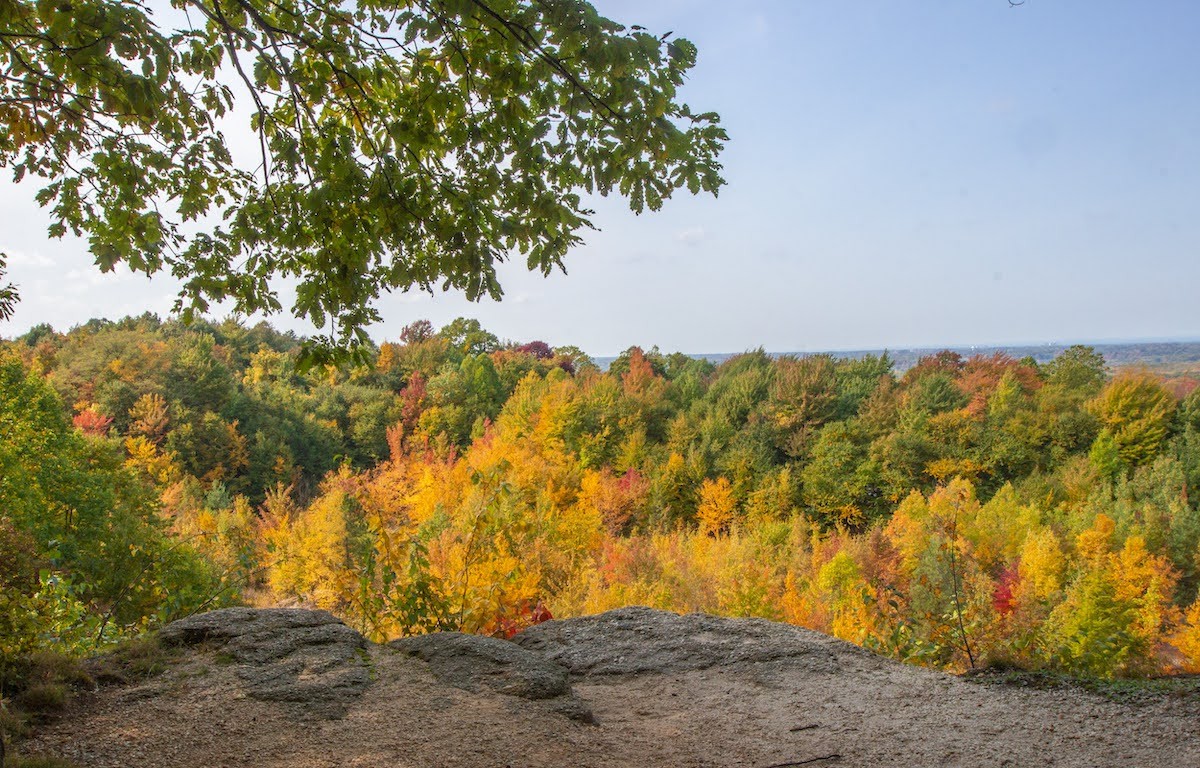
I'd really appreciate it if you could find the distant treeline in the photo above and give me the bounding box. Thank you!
[597,341,1200,374]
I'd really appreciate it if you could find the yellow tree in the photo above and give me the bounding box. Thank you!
[697,477,738,536]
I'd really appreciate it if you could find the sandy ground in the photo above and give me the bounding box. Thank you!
[21,610,1200,768]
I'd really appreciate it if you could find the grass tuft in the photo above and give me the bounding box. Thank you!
[86,636,174,685]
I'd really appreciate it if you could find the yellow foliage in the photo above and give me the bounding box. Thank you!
[926,457,984,484]
[1112,535,1179,640]
[1016,527,1066,605]
[1076,513,1116,563]
[1171,600,1200,673]
[970,484,1041,570]
[124,435,180,485]
[1089,370,1176,468]
[266,484,353,612]
[883,490,930,575]
[579,468,648,534]
[814,551,875,644]
[697,477,737,536]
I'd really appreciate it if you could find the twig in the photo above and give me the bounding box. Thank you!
[764,757,842,768]
[789,724,819,732]
[945,495,976,669]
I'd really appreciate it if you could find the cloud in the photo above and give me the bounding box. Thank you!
[3,249,54,267]
[676,227,708,247]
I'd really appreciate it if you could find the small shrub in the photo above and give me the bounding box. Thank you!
[0,705,31,741]
[21,655,92,692]
[11,685,66,719]
[86,636,174,685]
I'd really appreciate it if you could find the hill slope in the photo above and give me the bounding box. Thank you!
[25,608,1200,767]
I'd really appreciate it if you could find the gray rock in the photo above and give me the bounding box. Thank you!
[160,608,371,711]
[390,632,569,699]
[390,632,594,723]
[512,605,859,677]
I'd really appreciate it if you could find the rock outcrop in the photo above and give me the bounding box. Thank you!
[511,605,868,677]
[25,606,1200,768]
[390,632,594,722]
[158,607,371,711]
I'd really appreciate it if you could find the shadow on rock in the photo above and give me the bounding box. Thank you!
[390,632,594,723]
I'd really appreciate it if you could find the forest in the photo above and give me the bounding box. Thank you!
[3,314,1200,682]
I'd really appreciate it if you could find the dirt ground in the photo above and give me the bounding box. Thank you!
[21,608,1200,768]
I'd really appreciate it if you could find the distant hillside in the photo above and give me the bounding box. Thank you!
[596,341,1200,373]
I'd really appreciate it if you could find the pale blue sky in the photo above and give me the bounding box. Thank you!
[2,0,1198,355]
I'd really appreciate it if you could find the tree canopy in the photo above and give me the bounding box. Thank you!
[0,0,727,362]
[8,317,1200,676]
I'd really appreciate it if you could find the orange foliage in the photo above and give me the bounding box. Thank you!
[956,353,1041,417]
[72,406,113,436]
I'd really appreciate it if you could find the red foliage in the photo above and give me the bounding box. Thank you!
[385,372,431,460]
[529,600,553,624]
[486,599,554,639]
[401,372,428,422]
[902,350,964,385]
[517,340,554,360]
[73,408,113,436]
[621,348,667,405]
[992,564,1019,616]
[400,319,434,345]
[618,467,647,495]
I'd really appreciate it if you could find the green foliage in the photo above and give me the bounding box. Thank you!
[0,1,726,362]
[0,353,220,668]
[801,421,885,528]
[1089,371,1176,470]
[1048,571,1148,677]
[1046,345,1107,394]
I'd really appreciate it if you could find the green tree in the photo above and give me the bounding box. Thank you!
[1089,371,1176,470]
[0,0,726,362]
[0,353,219,635]
[1046,345,1107,395]
[438,318,501,358]
[802,421,885,528]
[766,354,838,460]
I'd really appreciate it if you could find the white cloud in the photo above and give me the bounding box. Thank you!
[3,249,54,267]
[676,227,707,246]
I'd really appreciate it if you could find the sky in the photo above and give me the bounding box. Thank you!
[3,0,1199,357]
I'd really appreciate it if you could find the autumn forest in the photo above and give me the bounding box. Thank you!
[4,314,1200,682]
